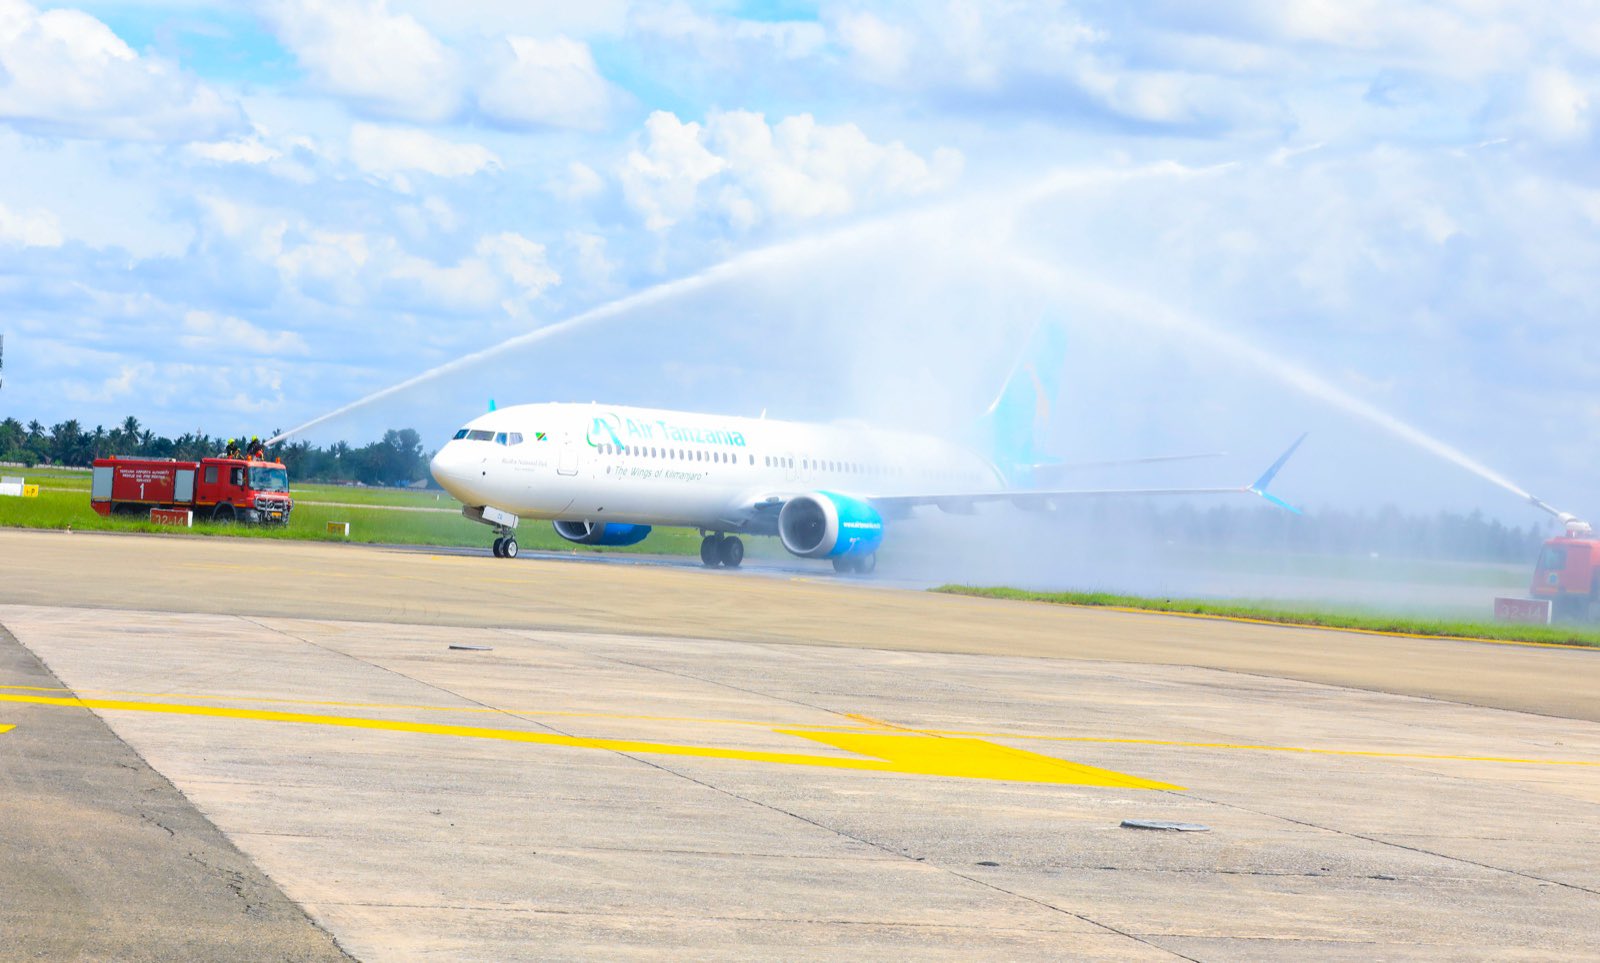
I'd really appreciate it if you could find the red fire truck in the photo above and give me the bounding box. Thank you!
[1530,521,1600,622]
[90,456,294,525]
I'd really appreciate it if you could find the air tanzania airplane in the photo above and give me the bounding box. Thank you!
[428,329,1304,572]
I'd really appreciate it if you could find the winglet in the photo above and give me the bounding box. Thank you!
[1246,433,1307,514]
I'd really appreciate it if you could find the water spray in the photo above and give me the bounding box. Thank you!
[268,161,1208,447]
[995,247,1589,532]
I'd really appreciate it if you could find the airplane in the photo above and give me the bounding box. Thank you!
[427,327,1305,572]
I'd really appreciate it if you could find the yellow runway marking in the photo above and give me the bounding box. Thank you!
[0,693,1175,789]
[0,724,13,735]
[3,683,1594,768]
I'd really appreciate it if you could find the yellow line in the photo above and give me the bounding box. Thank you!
[0,724,13,734]
[3,682,1593,768]
[1062,602,1600,652]
[0,692,1173,787]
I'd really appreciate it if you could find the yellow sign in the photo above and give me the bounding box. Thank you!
[326,521,350,536]
[21,485,37,498]
[0,692,1176,788]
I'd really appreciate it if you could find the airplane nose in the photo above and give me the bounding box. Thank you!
[429,443,474,497]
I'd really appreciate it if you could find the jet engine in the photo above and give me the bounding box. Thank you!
[778,492,884,559]
[552,520,652,547]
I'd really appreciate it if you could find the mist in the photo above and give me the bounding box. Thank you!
[246,156,1577,617]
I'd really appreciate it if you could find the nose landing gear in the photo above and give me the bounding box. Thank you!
[699,533,744,568]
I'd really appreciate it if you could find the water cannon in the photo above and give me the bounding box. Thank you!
[1527,495,1592,537]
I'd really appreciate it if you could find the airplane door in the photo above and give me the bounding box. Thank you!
[784,451,798,483]
[558,433,580,476]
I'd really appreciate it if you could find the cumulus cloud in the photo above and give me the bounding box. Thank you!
[264,2,617,130]
[631,2,827,62]
[0,200,63,247]
[619,109,962,231]
[348,123,502,179]
[383,233,558,316]
[187,127,285,165]
[264,0,462,122]
[180,310,309,356]
[477,34,615,130]
[0,0,242,140]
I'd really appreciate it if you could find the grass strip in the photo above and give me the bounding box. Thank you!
[933,585,1600,649]
[0,485,717,557]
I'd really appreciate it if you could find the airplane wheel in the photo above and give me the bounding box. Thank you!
[832,556,855,575]
[718,536,744,568]
[700,535,723,567]
[857,552,877,575]
[502,537,518,559]
[492,537,505,557]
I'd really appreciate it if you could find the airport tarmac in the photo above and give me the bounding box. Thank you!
[3,528,1599,960]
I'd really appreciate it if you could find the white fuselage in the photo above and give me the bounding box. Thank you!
[428,403,1002,533]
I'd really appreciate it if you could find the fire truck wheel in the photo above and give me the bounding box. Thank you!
[212,504,235,524]
[502,537,519,559]
[492,537,505,557]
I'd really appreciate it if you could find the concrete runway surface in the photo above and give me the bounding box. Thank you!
[2,528,1598,960]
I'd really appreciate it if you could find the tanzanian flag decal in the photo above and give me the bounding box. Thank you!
[535,432,548,441]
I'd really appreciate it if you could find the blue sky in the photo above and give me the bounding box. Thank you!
[1,0,1597,520]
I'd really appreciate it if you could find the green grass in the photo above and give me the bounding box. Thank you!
[0,478,712,557]
[933,585,1600,648]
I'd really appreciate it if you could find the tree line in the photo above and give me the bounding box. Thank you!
[0,415,432,487]
[1066,501,1551,565]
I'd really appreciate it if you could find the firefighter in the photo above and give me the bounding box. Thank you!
[225,438,241,458]
[248,436,265,460]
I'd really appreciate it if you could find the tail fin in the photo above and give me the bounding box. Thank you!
[979,321,1066,487]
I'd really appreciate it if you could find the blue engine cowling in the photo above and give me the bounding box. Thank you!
[778,492,884,559]
[552,520,652,547]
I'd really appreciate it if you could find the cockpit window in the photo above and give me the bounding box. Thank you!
[466,429,494,441]
[453,429,469,440]
[508,433,523,445]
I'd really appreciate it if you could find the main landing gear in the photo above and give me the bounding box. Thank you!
[491,532,518,558]
[699,533,744,568]
[832,553,877,576]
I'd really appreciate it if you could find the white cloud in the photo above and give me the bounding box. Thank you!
[619,109,962,232]
[264,0,461,122]
[348,123,502,178]
[834,11,913,83]
[619,111,727,231]
[631,2,827,62]
[1516,66,1592,143]
[187,133,282,165]
[475,231,559,299]
[0,200,63,247]
[476,34,615,130]
[555,160,605,201]
[0,0,241,140]
[180,310,310,356]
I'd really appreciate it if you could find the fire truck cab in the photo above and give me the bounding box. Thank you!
[1530,534,1600,622]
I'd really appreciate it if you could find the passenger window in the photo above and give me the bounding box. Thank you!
[205,466,218,484]
[230,468,244,486]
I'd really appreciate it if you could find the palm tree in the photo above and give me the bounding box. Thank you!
[120,416,141,454]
